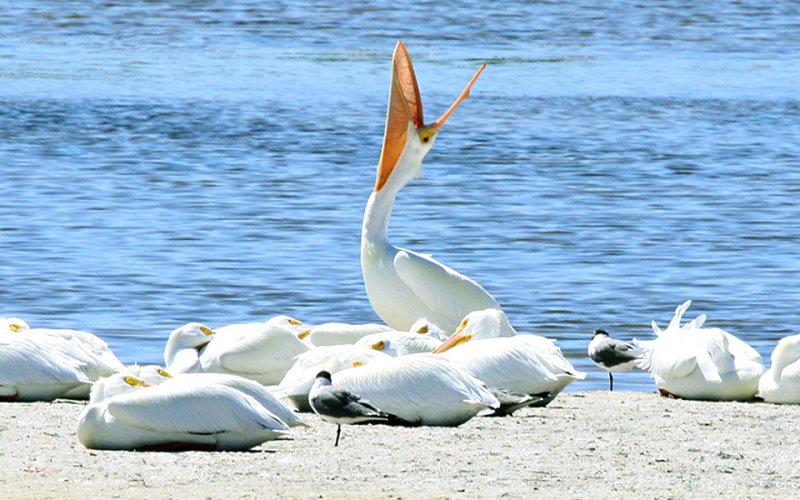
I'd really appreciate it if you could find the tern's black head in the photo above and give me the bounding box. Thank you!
[315,370,332,380]
[593,329,609,338]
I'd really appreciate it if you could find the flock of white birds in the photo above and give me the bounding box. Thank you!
[3,41,799,452]
[2,302,799,451]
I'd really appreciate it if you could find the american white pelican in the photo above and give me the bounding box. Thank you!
[128,364,174,385]
[163,322,215,374]
[2,317,125,382]
[333,353,499,426]
[205,320,310,384]
[276,345,391,412]
[433,309,586,408]
[355,331,442,356]
[637,301,764,401]
[361,41,500,332]
[758,334,800,404]
[588,329,643,391]
[408,318,447,340]
[125,365,306,427]
[2,318,124,398]
[0,336,91,401]
[309,370,390,446]
[433,308,516,353]
[165,320,310,385]
[1,317,30,333]
[300,322,393,347]
[77,373,290,451]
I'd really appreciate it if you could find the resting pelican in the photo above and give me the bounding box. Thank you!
[2,318,124,399]
[126,365,306,427]
[355,331,442,356]
[756,333,800,404]
[299,322,393,347]
[361,41,500,332]
[163,322,215,374]
[206,320,310,384]
[165,321,310,385]
[2,317,124,388]
[637,301,764,401]
[276,345,391,412]
[408,318,447,341]
[433,309,586,407]
[77,373,289,451]
[333,353,499,426]
[0,336,91,401]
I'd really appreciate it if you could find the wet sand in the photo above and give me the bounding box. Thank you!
[1,391,797,499]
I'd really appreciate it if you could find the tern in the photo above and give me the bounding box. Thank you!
[308,370,390,446]
[588,329,643,391]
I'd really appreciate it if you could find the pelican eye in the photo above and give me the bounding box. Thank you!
[9,324,22,333]
[157,369,172,378]
[371,340,386,351]
[123,376,147,387]
[200,325,214,336]
[287,318,302,326]
[352,361,365,367]
[416,325,429,334]
[455,319,468,334]
[418,129,436,144]
[297,330,311,340]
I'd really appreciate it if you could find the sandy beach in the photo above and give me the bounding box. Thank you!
[1,391,797,499]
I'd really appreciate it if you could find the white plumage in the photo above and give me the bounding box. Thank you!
[355,331,442,356]
[276,345,391,412]
[432,309,584,406]
[2,317,124,393]
[165,320,309,385]
[637,301,764,401]
[0,336,91,401]
[440,335,586,404]
[300,322,393,347]
[361,41,499,332]
[333,353,499,426]
[77,373,290,451]
[757,333,800,404]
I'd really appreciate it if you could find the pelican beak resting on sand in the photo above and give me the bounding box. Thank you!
[361,41,501,332]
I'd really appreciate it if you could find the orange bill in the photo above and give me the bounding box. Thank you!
[374,40,486,192]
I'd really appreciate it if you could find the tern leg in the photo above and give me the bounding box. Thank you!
[334,425,341,447]
[609,372,614,392]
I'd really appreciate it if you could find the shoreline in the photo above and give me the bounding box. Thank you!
[2,391,796,498]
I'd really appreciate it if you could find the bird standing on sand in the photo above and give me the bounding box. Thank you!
[308,370,390,447]
[588,329,643,391]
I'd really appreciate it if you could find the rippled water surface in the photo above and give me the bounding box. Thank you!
[2,1,799,390]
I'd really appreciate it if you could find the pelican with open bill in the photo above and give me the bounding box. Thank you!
[361,41,501,333]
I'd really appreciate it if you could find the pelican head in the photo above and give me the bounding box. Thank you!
[373,41,486,193]
[433,308,516,354]
[1,317,30,333]
[163,322,215,366]
[89,373,150,403]
[771,334,800,370]
[409,318,447,340]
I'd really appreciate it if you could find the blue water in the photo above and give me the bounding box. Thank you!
[1,1,799,391]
